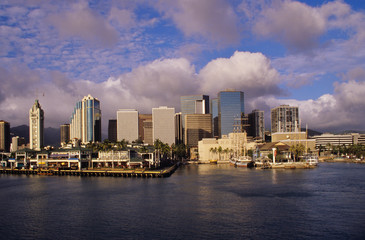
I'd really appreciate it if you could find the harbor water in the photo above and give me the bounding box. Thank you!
[1,162,364,239]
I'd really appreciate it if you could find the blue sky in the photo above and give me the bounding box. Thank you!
[1,0,365,134]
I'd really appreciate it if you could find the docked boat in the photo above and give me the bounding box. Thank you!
[304,155,319,166]
[209,159,218,164]
[232,156,255,168]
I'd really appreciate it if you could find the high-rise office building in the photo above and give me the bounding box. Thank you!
[60,124,70,145]
[0,120,10,152]
[248,110,265,141]
[108,119,117,142]
[70,95,101,144]
[175,113,183,144]
[29,99,44,150]
[271,105,299,133]
[184,114,212,147]
[152,106,175,145]
[211,98,219,138]
[181,95,209,128]
[138,114,152,142]
[218,90,244,137]
[143,120,153,145]
[117,109,138,143]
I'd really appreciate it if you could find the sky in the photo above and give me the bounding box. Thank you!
[1,0,365,136]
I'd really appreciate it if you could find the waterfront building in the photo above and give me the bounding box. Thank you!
[152,106,175,145]
[60,124,70,145]
[11,136,26,152]
[314,133,357,149]
[248,110,265,141]
[143,120,153,145]
[0,120,10,152]
[184,114,212,147]
[211,98,219,138]
[271,105,300,133]
[29,99,44,150]
[70,95,101,144]
[108,119,117,142]
[175,113,183,144]
[138,114,152,142]
[218,90,245,137]
[117,109,138,143]
[198,132,256,163]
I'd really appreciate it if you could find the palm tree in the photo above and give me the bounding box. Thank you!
[290,144,305,161]
[217,146,223,161]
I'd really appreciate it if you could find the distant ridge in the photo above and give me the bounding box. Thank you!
[301,128,322,137]
[10,125,60,147]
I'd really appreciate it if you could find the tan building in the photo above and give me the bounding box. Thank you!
[152,106,175,145]
[143,120,153,145]
[198,132,257,163]
[184,114,212,147]
[271,131,315,152]
[138,114,152,142]
[117,109,139,143]
[29,99,44,150]
[0,120,10,152]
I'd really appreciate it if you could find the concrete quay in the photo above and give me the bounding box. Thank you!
[0,164,179,178]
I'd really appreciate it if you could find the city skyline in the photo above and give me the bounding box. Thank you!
[1,0,365,134]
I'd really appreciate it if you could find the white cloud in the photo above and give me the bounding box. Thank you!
[155,0,240,45]
[49,1,119,47]
[199,51,284,98]
[253,0,326,51]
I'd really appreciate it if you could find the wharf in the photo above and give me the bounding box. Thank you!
[0,164,179,178]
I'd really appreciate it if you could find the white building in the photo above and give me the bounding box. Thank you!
[117,109,139,143]
[152,106,175,145]
[29,99,44,150]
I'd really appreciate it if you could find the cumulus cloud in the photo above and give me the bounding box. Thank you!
[253,0,326,51]
[49,1,119,47]
[155,0,240,45]
[199,51,284,98]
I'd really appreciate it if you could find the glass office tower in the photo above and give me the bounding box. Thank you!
[70,95,101,144]
[218,90,244,137]
[210,98,219,138]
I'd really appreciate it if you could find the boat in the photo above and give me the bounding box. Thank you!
[234,156,254,168]
[209,159,218,164]
[304,155,319,166]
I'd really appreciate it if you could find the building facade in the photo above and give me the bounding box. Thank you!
[218,90,245,137]
[184,114,212,147]
[248,110,265,141]
[314,133,357,148]
[143,120,153,145]
[29,99,44,150]
[175,113,183,144]
[152,106,175,145]
[117,109,139,143]
[210,98,219,138]
[70,95,101,144]
[0,120,10,152]
[108,119,117,142]
[60,124,70,145]
[138,114,152,142]
[271,105,299,133]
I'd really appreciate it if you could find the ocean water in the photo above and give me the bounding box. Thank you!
[0,163,364,240]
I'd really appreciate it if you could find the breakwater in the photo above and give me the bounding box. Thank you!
[0,164,178,178]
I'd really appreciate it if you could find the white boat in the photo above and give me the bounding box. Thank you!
[233,156,254,168]
[304,155,319,166]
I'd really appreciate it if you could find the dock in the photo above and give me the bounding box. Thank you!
[0,164,179,178]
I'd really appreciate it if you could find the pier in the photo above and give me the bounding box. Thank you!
[0,164,179,178]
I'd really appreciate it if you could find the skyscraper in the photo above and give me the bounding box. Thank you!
[211,98,219,138]
[70,95,101,144]
[218,90,244,137]
[60,124,70,145]
[29,99,44,150]
[117,109,138,143]
[138,114,152,142]
[248,110,265,141]
[180,95,209,127]
[0,120,10,152]
[152,106,175,145]
[184,114,212,147]
[108,119,117,142]
[271,105,299,133]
